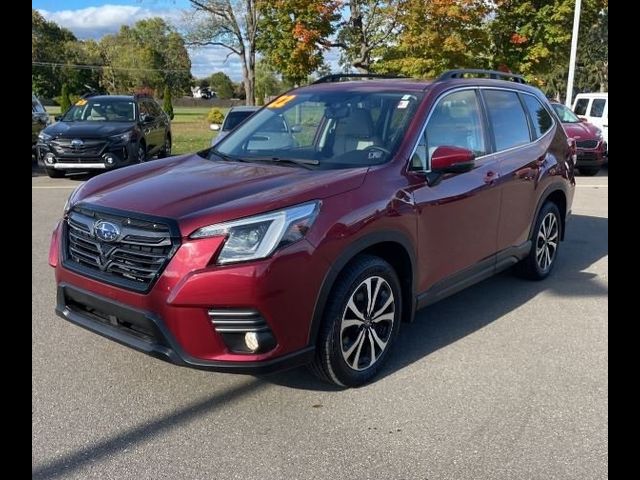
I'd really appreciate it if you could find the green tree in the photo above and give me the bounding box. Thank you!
[198,78,210,88]
[32,9,77,97]
[163,86,174,120]
[186,1,260,105]
[334,1,402,73]
[98,19,191,95]
[257,0,340,85]
[255,60,283,105]
[209,72,235,99]
[59,84,71,112]
[374,0,492,78]
[490,0,607,96]
[207,108,225,124]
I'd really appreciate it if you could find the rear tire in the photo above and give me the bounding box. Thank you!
[45,167,65,178]
[579,167,600,176]
[515,202,561,280]
[309,255,402,387]
[137,141,147,163]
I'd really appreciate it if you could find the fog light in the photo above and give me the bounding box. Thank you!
[244,332,259,352]
[44,153,55,165]
[104,155,115,165]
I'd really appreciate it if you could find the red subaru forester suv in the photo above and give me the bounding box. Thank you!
[50,70,575,387]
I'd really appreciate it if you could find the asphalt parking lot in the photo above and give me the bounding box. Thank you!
[32,166,608,480]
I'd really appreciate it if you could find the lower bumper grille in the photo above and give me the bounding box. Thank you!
[576,139,599,149]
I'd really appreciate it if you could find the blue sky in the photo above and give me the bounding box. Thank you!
[33,0,341,81]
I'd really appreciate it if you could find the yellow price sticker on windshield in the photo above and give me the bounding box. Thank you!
[75,99,87,106]
[267,95,296,109]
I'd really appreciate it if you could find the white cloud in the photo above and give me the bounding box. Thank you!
[38,5,181,40]
[37,4,344,82]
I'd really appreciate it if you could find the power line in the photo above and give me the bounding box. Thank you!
[32,61,191,73]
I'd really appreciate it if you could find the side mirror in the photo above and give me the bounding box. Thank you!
[54,115,61,121]
[431,146,475,173]
[579,117,589,123]
[290,124,303,133]
[210,123,221,131]
[140,113,155,124]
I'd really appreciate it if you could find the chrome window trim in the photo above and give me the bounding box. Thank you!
[408,86,557,173]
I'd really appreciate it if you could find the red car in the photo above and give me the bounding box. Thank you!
[50,70,575,387]
[551,101,606,176]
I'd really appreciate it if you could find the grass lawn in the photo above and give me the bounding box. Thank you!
[45,105,226,156]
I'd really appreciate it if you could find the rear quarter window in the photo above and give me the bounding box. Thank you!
[521,95,553,139]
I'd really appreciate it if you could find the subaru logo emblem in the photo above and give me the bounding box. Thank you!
[94,221,120,242]
[71,139,84,148]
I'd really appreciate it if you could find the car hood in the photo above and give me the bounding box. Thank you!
[44,121,135,138]
[562,121,600,140]
[72,154,369,236]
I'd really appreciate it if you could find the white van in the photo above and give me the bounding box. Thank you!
[572,92,608,156]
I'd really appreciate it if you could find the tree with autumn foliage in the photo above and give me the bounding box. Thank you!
[490,0,608,97]
[257,0,340,85]
[373,0,493,78]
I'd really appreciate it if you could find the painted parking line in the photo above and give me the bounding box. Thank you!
[576,184,608,188]
[32,185,82,189]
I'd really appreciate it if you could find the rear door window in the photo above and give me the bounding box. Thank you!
[482,90,531,151]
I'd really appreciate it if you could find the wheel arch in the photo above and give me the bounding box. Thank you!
[530,183,568,241]
[308,231,417,346]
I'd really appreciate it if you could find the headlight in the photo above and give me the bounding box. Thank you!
[63,185,84,215]
[190,202,320,264]
[38,132,52,142]
[109,131,132,143]
[594,129,602,140]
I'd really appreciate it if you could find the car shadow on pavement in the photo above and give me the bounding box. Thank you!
[32,377,268,480]
[264,214,608,391]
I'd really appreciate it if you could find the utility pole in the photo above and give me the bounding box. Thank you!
[566,0,582,106]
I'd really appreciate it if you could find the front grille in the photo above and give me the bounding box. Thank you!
[64,207,179,292]
[54,157,103,164]
[52,138,106,156]
[576,139,599,149]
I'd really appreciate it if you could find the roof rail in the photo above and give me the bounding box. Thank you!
[312,73,406,84]
[80,91,104,99]
[437,69,526,84]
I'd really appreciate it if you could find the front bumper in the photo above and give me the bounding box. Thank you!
[37,141,135,170]
[576,142,606,168]
[56,284,315,373]
[51,221,329,373]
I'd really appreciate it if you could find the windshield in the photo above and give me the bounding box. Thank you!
[552,103,580,123]
[223,111,256,131]
[61,98,136,122]
[208,91,423,169]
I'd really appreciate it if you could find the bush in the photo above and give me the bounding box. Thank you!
[59,84,71,113]
[207,107,225,125]
[163,86,174,120]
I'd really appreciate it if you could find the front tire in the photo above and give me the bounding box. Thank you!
[158,135,171,158]
[310,255,402,387]
[45,167,65,178]
[515,202,561,280]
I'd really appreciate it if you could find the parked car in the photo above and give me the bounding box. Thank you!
[210,105,260,146]
[550,101,606,176]
[37,93,172,178]
[32,94,50,155]
[572,92,607,162]
[50,70,575,387]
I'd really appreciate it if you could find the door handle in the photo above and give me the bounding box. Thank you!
[484,171,499,184]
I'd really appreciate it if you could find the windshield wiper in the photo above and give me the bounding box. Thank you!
[209,149,251,163]
[249,157,319,169]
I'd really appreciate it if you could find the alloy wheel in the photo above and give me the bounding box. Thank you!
[536,212,559,271]
[340,276,395,371]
